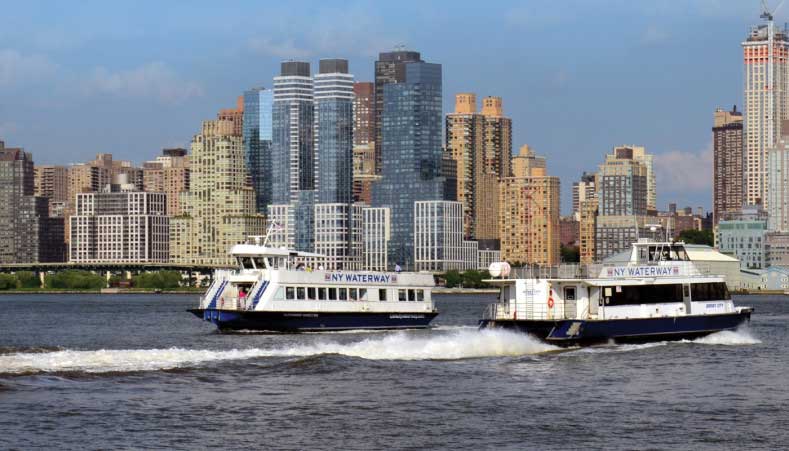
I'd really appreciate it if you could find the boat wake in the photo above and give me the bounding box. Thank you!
[683,328,761,346]
[0,329,557,375]
[568,328,761,355]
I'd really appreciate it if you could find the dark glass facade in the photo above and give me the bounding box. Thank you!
[243,88,274,214]
[315,63,354,204]
[374,50,422,175]
[372,61,448,269]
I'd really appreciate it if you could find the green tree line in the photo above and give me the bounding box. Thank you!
[0,270,184,290]
[441,270,492,288]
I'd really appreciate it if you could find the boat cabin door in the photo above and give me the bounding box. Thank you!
[682,283,691,314]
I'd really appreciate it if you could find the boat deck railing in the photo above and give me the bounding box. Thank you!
[481,302,568,322]
[500,261,716,280]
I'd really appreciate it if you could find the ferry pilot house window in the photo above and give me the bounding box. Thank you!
[691,282,731,301]
[606,284,684,306]
[564,287,576,301]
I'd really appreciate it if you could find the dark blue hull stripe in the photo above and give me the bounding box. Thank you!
[478,311,752,345]
[188,309,438,332]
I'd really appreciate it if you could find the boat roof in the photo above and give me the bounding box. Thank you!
[230,244,326,259]
[484,275,725,286]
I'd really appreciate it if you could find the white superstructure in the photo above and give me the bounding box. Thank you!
[198,239,436,316]
[484,241,745,323]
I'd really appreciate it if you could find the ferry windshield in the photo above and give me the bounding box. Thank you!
[604,284,683,306]
[640,245,690,263]
[237,257,254,269]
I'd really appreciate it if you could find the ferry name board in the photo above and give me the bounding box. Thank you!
[325,273,398,284]
[605,266,680,278]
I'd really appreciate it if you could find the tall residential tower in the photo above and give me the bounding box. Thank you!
[372,54,449,269]
[712,106,744,224]
[743,14,789,206]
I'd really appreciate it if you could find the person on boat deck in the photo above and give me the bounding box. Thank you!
[296,263,305,271]
[395,264,402,273]
[239,288,246,300]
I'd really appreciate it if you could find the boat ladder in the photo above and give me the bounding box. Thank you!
[523,278,536,320]
[248,279,269,310]
[207,280,228,309]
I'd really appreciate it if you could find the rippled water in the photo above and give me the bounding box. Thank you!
[0,293,786,450]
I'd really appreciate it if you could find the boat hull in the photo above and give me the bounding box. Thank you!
[189,308,438,332]
[478,310,752,346]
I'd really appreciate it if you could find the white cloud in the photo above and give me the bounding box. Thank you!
[247,6,400,59]
[0,49,57,87]
[87,62,203,104]
[248,37,312,59]
[654,144,713,195]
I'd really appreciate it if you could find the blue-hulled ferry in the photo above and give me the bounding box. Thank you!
[479,240,752,345]
[189,238,437,332]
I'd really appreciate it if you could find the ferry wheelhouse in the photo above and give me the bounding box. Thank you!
[479,240,752,345]
[189,238,437,332]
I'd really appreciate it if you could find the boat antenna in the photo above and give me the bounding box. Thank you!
[263,221,279,247]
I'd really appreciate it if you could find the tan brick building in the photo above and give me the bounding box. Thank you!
[352,82,378,204]
[217,96,244,137]
[499,162,560,266]
[169,119,265,265]
[34,165,69,216]
[445,93,511,246]
[579,198,598,264]
[143,148,190,216]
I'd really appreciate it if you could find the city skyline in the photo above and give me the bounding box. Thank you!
[0,1,770,213]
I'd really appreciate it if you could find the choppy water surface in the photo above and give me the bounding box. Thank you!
[0,293,786,450]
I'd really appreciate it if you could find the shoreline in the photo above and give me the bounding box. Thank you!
[0,289,202,295]
[1,288,785,296]
[432,288,498,294]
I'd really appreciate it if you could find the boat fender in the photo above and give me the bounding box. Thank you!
[547,295,554,309]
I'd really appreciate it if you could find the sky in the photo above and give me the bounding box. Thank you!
[0,0,773,214]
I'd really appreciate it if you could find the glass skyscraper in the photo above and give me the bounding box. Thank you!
[372,59,448,269]
[269,61,315,251]
[272,61,314,205]
[312,59,361,268]
[314,59,354,204]
[374,50,423,175]
[243,87,273,214]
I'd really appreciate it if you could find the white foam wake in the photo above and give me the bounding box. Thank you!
[567,328,761,355]
[297,328,557,361]
[688,329,761,345]
[0,329,556,375]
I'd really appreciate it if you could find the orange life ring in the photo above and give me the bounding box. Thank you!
[547,296,554,309]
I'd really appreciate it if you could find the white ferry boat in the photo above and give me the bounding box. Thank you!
[189,238,437,332]
[479,240,753,345]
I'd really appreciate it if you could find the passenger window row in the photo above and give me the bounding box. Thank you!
[279,286,425,302]
[284,286,367,301]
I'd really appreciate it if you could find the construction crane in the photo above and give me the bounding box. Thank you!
[762,0,786,22]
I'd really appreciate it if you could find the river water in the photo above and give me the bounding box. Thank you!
[0,293,786,450]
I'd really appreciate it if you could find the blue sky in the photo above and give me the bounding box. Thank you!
[0,0,770,213]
